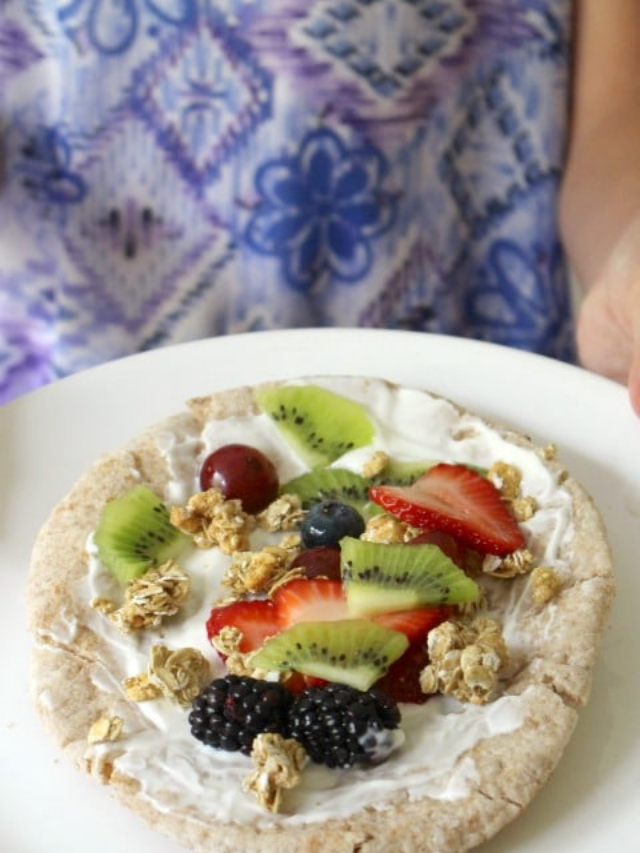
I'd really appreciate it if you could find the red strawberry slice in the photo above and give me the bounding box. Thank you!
[206,599,279,653]
[374,644,431,705]
[369,463,525,556]
[273,577,350,630]
[372,605,451,644]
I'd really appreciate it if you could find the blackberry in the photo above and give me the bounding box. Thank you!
[288,683,402,768]
[300,500,365,548]
[188,675,293,755]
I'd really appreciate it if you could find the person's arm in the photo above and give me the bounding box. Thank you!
[559,0,640,413]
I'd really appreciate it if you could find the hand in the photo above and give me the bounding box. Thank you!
[575,221,640,416]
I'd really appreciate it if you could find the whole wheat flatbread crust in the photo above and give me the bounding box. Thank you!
[26,377,614,853]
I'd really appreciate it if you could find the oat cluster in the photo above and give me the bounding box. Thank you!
[482,548,535,579]
[123,672,164,703]
[361,450,390,479]
[107,561,190,633]
[362,513,416,544]
[124,644,211,707]
[243,733,308,813]
[488,461,522,501]
[222,535,302,597]
[170,488,255,553]
[149,645,212,706]
[531,566,561,604]
[87,716,124,745]
[420,618,510,704]
[510,496,538,522]
[256,494,305,532]
[209,626,270,679]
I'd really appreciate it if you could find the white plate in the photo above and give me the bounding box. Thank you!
[1,328,637,853]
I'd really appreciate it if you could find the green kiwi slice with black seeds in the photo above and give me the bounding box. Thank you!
[368,458,435,486]
[281,459,434,517]
[340,536,479,615]
[94,485,187,584]
[282,467,371,513]
[249,619,409,691]
[255,384,376,468]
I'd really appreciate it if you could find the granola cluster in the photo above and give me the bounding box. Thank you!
[222,535,301,598]
[531,566,561,604]
[362,513,416,544]
[361,450,390,479]
[124,644,211,707]
[243,733,307,813]
[122,672,164,703]
[488,460,522,501]
[150,645,212,705]
[482,548,535,579]
[510,496,538,522]
[87,716,124,745]
[170,488,255,553]
[420,617,510,704]
[106,561,190,633]
[209,626,270,679]
[257,494,305,532]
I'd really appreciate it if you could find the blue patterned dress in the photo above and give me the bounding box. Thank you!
[0,0,575,404]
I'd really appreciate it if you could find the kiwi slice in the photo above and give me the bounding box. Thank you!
[94,485,187,584]
[256,384,375,468]
[282,467,370,512]
[282,459,434,517]
[250,619,409,691]
[368,458,434,486]
[341,537,479,616]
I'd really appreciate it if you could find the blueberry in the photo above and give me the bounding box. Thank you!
[300,500,365,548]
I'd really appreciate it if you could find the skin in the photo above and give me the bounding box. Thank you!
[559,0,640,415]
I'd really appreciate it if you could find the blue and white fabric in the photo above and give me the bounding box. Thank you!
[0,0,575,404]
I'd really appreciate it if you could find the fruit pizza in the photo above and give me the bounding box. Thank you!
[27,376,614,853]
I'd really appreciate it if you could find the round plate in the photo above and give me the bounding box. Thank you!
[1,329,637,853]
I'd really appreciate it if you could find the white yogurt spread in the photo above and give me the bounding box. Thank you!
[58,377,574,826]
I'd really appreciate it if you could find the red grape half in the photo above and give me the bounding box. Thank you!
[199,444,279,514]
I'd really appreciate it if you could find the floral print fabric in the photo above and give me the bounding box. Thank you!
[0,0,574,404]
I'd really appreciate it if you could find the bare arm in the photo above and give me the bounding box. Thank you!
[559,0,640,413]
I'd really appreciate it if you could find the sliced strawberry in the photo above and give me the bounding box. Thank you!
[374,644,431,705]
[372,605,451,644]
[369,463,525,556]
[273,577,349,630]
[205,599,279,653]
